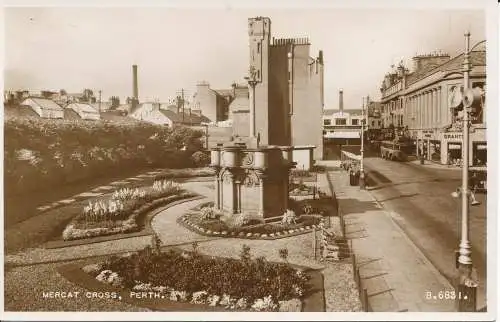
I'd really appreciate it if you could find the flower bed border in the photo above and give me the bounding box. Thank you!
[45,193,202,249]
[177,214,324,240]
[56,250,325,312]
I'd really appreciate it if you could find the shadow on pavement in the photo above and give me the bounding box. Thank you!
[337,198,379,215]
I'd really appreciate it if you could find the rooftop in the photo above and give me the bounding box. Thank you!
[22,97,63,111]
[406,49,486,86]
[159,109,211,124]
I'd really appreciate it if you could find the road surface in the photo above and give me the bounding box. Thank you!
[363,157,487,311]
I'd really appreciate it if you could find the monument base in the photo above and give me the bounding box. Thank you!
[211,144,293,220]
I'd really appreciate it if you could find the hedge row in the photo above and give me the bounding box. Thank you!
[4,117,205,195]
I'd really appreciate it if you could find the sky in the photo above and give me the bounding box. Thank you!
[4,4,487,110]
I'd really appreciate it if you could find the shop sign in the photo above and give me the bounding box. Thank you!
[444,133,463,140]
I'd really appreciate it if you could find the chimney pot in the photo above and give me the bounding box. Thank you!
[339,89,344,113]
[132,65,139,102]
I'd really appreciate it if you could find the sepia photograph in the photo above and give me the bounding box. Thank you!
[1,0,497,320]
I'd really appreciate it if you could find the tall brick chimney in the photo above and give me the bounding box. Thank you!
[132,65,139,101]
[339,89,344,113]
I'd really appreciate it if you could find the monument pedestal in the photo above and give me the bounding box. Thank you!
[211,144,293,219]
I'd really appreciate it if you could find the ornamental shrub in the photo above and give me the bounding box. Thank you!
[191,151,210,167]
[4,117,205,195]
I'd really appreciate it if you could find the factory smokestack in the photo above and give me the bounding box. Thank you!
[132,65,138,101]
[339,89,344,113]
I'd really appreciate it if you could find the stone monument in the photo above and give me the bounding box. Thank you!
[210,144,294,219]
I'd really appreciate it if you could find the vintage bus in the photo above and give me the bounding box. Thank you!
[380,140,412,162]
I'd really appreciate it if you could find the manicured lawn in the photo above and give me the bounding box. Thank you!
[4,169,212,253]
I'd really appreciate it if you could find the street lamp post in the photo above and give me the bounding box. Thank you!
[455,30,478,312]
[359,97,366,190]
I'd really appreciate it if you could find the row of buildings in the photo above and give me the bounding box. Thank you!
[321,39,486,167]
[378,41,486,166]
[6,16,326,167]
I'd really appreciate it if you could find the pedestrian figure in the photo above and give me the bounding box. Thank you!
[469,171,481,206]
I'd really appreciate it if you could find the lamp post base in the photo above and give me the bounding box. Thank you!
[455,264,478,312]
[359,171,366,190]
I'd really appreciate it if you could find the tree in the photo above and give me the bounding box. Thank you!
[110,96,120,108]
[82,89,95,103]
[59,89,67,96]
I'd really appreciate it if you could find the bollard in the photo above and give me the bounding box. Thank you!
[363,288,369,311]
[312,228,317,260]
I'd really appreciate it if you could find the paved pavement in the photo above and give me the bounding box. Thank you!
[316,160,456,312]
[363,157,487,310]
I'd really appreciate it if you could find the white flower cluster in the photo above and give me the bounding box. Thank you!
[63,218,138,240]
[96,270,123,286]
[83,199,125,221]
[293,285,304,297]
[191,291,209,304]
[114,279,283,311]
[281,209,297,225]
[233,213,252,227]
[152,180,179,194]
[251,295,278,311]
[112,187,146,201]
[132,282,153,291]
[200,206,221,220]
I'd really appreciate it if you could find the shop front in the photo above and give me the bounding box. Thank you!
[441,132,463,166]
[440,128,486,166]
[473,142,487,166]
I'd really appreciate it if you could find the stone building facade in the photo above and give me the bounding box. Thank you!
[191,81,232,123]
[379,42,486,166]
[245,16,324,160]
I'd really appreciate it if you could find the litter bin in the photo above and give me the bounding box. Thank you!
[349,170,359,186]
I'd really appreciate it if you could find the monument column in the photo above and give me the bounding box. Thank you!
[229,170,238,214]
[256,170,266,216]
[235,173,242,214]
[214,167,221,209]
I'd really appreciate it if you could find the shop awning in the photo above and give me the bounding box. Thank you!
[324,131,360,139]
[449,144,461,150]
[476,144,487,150]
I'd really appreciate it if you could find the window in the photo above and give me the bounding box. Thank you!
[335,118,346,125]
[323,119,331,126]
[372,120,375,126]
[352,119,359,126]
[257,42,261,54]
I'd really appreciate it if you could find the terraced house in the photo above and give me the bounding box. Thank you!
[379,41,486,166]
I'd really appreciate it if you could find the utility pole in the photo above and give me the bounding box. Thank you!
[176,89,188,124]
[98,90,102,112]
[182,88,185,124]
[359,96,366,189]
[456,30,477,312]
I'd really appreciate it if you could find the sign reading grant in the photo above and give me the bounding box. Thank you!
[443,132,463,140]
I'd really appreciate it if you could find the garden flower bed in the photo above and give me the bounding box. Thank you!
[289,181,317,196]
[62,180,193,241]
[178,204,324,240]
[77,245,312,311]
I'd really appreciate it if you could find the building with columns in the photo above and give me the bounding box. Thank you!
[379,42,486,166]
